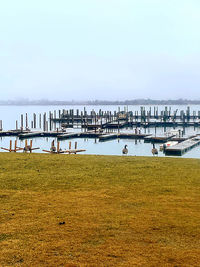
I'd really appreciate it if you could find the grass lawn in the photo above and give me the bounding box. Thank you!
[0,153,200,266]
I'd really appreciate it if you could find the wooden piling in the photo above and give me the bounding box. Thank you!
[26,113,28,129]
[39,114,42,129]
[43,113,46,131]
[33,113,36,129]
[21,114,23,129]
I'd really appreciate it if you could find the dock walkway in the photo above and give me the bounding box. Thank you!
[57,133,80,140]
[99,134,119,141]
[144,134,175,143]
[19,130,67,139]
[165,136,200,155]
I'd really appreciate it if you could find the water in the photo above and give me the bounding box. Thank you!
[0,105,200,158]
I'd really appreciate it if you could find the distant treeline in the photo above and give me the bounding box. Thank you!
[0,99,200,105]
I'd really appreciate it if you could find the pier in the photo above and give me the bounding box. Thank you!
[0,106,200,156]
[57,133,80,140]
[1,106,200,135]
[48,106,200,132]
[144,134,176,143]
[99,134,119,141]
[165,137,200,156]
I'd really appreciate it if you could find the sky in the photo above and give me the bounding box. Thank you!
[0,0,200,101]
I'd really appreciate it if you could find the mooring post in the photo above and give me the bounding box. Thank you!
[26,113,28,129]
[39,114,42,129]
[186,106,190,121]
[49,112,52,131]
[43,113,46,131]
[33,113,36,128]
[84,117,86,132]
[20,114,23,130]
[72,109,74,125]
[193,111,196,121]
[54,112,57,131]
[118,116,119,133]
[95,114,97,133]
[46,121,48,132]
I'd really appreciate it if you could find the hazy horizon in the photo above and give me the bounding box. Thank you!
[1,0,200,101]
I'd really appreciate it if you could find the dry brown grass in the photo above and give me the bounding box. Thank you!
[0,153,200,266]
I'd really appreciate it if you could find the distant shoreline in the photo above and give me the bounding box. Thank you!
[0,104,200,106]
[0,99,200,106]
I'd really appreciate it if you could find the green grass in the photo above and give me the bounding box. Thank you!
[0,153,200,266]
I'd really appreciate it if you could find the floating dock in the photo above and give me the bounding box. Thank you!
[19,131,43,139]
[165,136,200,156]
[99,134,119,141]
[0,130,30,137]
[98,133,151,141]
[80,132,102,138]
[18,130,67,139]
[119,133,151,139]
[106,121,128,128]
[144,134,175,143]
[57,133,80,140]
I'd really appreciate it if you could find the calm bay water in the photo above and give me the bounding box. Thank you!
[0,105,200,158]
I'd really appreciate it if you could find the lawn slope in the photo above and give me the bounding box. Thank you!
[0,153,200,266]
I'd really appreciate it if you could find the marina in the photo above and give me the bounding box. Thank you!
[0,105,200,157]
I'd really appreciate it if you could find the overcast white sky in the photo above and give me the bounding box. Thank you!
[0,0,200,101]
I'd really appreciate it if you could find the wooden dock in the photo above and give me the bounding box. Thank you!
[0,129,153,141]
[80,132,102,138]
[106,121,128,128]
[1,106,200,137]
[165,137,200,156]
[19,131,43,139]
[144,134,175,143]
[18,130,67,139]
[0,130,30,137]
[98,132,151,141]
[119,133,151,139]
[99,134,119,141]
[49,106,200,132]
[171,135,197,142]
[57,133,80,140]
